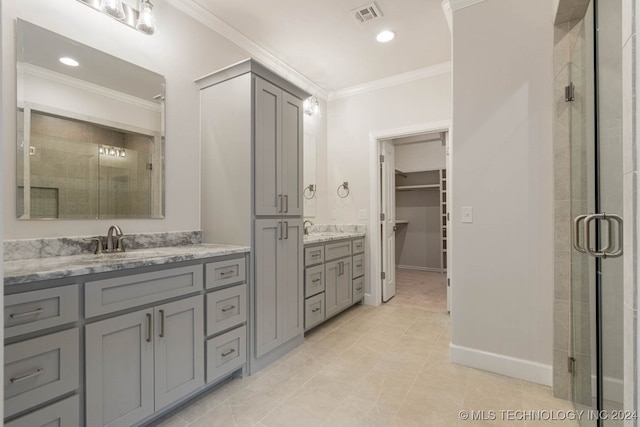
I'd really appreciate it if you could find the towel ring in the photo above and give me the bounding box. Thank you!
[303,184,316,200]
[337,182,350,198]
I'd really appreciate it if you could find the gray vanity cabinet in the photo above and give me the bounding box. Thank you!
[85,295,204,427]
[254,219,304,358]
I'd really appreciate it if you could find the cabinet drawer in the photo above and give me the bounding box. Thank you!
[5,285,78,338]
[324,240,351,261]
[207,284,247,336]
[352,254,365,278]
[305,264,324,298]
[5,394,79,427]
[353,276,365,302]
[304,246,324,266]
[206,326,246,383]
[304,293,325,330]
[205,257,246,289]
[5,328,79,417]
[352,238,364,254]
[85,265,202,318]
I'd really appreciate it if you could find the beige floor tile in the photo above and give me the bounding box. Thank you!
[323,400,384,427]
[260,401,326,427]
[226,388,281,426]
[189,401,237,427]
[285,374,355,419]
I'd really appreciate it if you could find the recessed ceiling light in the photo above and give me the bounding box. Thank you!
[59,57,79,67]
[376,30,395,43]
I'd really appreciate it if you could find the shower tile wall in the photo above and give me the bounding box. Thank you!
[622,0,639,424]
[553,16,582,401]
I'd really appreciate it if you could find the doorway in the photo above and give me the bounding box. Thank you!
[377,129,449,306]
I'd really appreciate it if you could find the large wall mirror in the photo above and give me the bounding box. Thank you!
[16,19,165,219]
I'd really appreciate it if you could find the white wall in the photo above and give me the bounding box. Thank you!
[395,140,446,172]
[450,0,555,384]
[2,0,251,239]
[324,73,452,224]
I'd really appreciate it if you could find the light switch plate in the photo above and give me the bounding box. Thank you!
[358,209,368,220]
[330,210,337,220]
[462,207,473,223]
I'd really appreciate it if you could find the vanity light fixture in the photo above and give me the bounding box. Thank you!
[59,57,80,67]
[100,0,126,20]
[376,30,395,43]
[136,0,157,35]
[100,146,127,158]
[303,96,320,116]
[78,0,157,36]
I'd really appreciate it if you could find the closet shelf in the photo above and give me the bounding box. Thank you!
[395,184,440,191]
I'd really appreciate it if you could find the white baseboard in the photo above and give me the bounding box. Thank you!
[450,343,552,386]
[397,265,442,273]
[592,375,624,403]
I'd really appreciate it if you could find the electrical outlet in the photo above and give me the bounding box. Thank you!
[358,209,368,220]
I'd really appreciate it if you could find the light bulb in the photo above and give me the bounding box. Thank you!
[120,149,126,158]
[99,146,105,155]
[109,147,116,156]
[100,0,126,20]
[136,0,157,35]
[59,57,79,67]
[376,30,395,43]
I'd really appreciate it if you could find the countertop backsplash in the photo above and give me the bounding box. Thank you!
[3,231,202,262]
[307,224,366,234]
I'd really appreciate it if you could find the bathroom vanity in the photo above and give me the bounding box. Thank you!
[3,244,249,427]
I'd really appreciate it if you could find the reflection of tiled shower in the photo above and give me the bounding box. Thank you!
[23,111,151,218]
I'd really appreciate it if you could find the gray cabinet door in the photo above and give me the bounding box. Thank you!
[85,309,154,427]
[325,258,352,318]
[281,219,303,343]
[324,259,340,318]
[255,77,282,216]
[154,296,204,411]
[254,219,282,357]
[281,91,303,216]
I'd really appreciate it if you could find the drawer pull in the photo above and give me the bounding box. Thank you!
[312,253,320,258]
[9,308,44,319]
[220,270,236,277]
[221,348,236,357]
[221,305,236,312]
[356,287,362,291]
[10,368,44,383]
[311,307,321,313]
[312,279,321,283]
[356,263,362,268]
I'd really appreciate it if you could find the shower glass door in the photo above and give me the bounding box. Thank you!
[570,1,623,426]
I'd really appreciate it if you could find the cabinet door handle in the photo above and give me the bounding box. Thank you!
[10,368,44,383]
[146,313,152,342]
[278,222,283,240]
[278,194,283,213]
[9,307,44,319]
[159,310,165,338]
[221,348,236,357]
[311,307,321,313]
[221,305,236,312]
[284,195,289,213]
[284,221,289,240]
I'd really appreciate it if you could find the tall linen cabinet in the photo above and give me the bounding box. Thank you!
[197,59,309,373]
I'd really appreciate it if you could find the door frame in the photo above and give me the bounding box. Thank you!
[367,120,451,306]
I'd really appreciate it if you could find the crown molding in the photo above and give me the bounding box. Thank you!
[441,0,453,33]
[165,0,328,99]
[328,61,451,101]
[449,0,487,11]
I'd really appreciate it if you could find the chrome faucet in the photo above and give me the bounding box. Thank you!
[303,220,314,235]
[105,225,124,252]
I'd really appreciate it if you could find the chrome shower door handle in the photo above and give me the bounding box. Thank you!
[573,214,588,253]
[581,213,623,258]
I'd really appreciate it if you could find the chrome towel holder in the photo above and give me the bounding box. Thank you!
[337,182,350,198]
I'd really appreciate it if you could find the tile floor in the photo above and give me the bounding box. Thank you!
[153,269,580,427]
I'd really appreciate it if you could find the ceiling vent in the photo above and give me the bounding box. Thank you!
[352,2,383,24]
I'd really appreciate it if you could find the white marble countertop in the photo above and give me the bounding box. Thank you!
[303,232,366,245]
[4,244,250,286]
